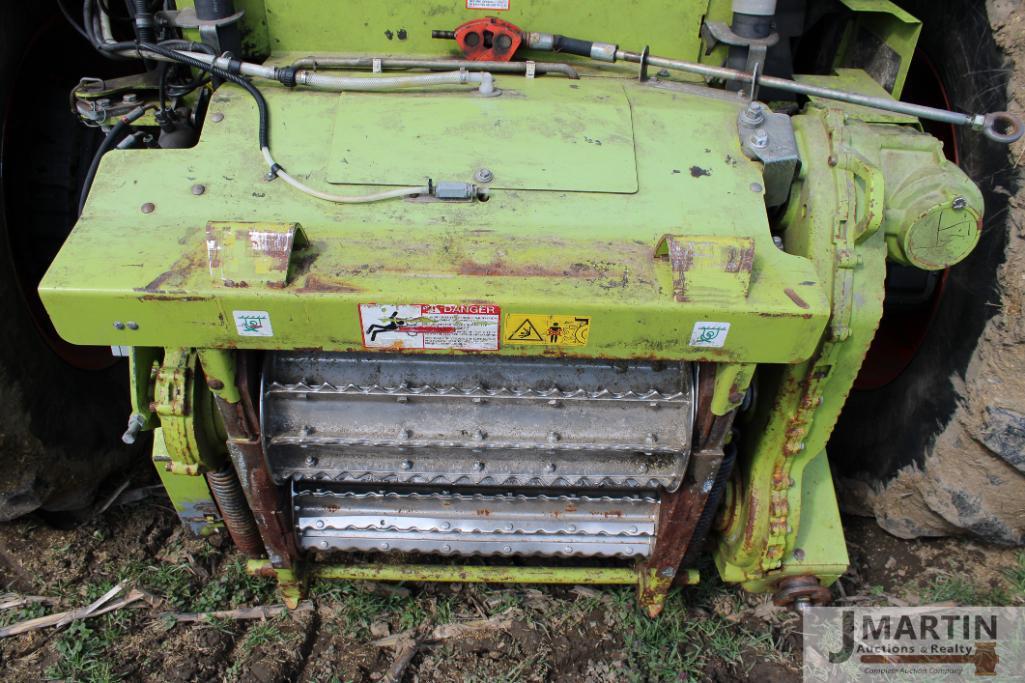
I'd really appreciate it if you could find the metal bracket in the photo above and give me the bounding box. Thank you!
[655,235,755,303]
[737,102,802,208]
[638,46,650,82]
[702,20,779,55]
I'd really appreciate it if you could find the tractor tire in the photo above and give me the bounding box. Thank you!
[830,0,1025,545]
[0,5,137,520]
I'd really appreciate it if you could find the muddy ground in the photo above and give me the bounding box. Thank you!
[0,484,1023,683]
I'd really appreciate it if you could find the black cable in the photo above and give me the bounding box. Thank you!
[56,0,92,42]
[138,41,270,150]
[158,61,169,114]
[78,118,129,216]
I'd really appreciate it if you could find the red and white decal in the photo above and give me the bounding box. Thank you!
[359,304,501,350]
[467,0,510,10]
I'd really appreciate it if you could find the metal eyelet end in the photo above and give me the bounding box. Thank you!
[982,111,1025,144]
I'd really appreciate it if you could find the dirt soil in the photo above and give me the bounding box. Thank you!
[0,488,1023,683]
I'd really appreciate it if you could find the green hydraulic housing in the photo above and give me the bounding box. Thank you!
[37,0,984,603]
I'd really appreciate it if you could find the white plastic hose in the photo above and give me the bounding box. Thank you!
[261,147,428,204]
[167,50,495,204]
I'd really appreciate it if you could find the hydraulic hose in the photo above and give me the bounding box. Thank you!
[78,104,153,216]
[138,43,438,204]
[131,0,156,43]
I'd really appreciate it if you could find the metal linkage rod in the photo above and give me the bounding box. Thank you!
[614,49,1022,143]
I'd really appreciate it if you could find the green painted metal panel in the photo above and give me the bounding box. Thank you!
[795,69,918,125]
[151,428,223,537]
[835,0,921,98]
[254,0,712,62]
[40,76,829,363]
[327,87,638,192]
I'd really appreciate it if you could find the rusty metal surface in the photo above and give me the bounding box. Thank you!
[207,466,265,557]
[654,235,755,304]
[214,352,298,567]
[771,574,832,606]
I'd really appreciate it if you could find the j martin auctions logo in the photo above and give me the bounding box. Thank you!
[803,607,1025,681]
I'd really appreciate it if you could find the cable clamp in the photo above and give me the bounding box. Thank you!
[276,66,299,87]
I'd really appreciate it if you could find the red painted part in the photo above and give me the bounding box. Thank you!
[853,50,959,391]
[454,16,523,61]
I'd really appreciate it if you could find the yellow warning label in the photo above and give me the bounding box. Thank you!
[504,314,591,346]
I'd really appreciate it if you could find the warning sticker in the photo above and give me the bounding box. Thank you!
[233,310,273,337]
[359,304,500,350]
[505,314,591,346]
[467,0,510,10]
[689,321,730,348]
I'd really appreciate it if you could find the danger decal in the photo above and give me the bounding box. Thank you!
[505,314,591,346]
[359,304,500,350]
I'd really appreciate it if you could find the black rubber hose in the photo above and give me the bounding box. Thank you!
[132,0,155,43]
[77,110,142,216]
[679,444,738,569]
[552,34,594,57]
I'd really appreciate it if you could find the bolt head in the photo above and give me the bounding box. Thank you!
[750,129,769,149]
[660,567,675,578]
[304,455,318,467]
[473,461,485,471]
[319,541,328,549]
[475,168,494,183]
[123,93,139,104]
[211,112,224,123]
[126,321,139,330]
[113,321,125,330]
[740,102,766,126]
[952,196,968,210]
[140,202,155,214]
[401,459,413,470]
[502,545,512,553]
[191,184,206,196]
[315,520,325,529]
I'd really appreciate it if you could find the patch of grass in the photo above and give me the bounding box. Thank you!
[135,562,195,609]
[0,601,48,628]
[602,580,781,682]
[1002,552,1025,600]
[312,581,404,638]
[918,574,1013,606]
[919,575,981,604]
[242,618,286,652]
[44,619,120,683]
[191,558,277,612]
